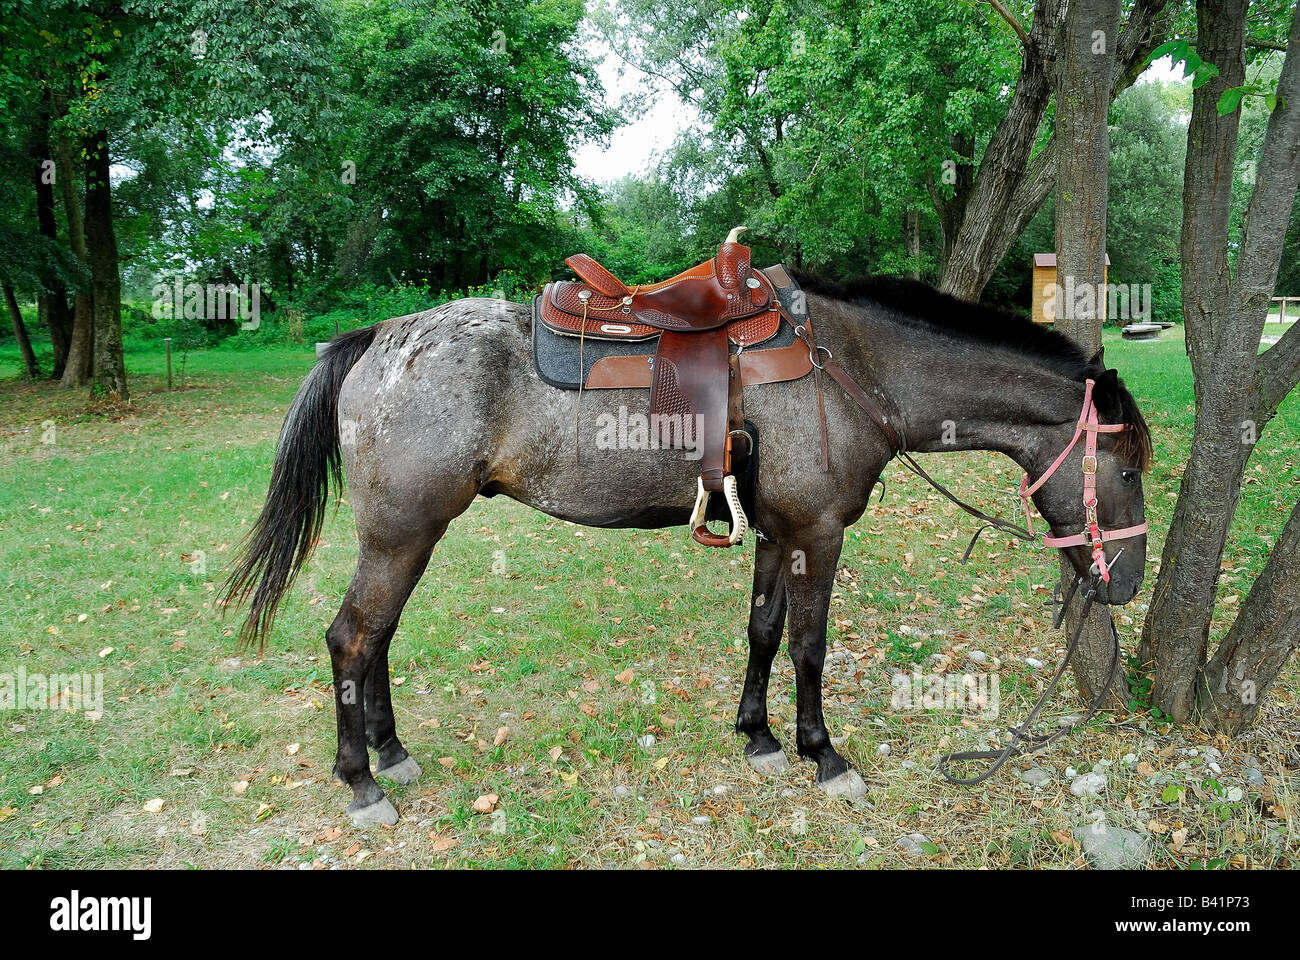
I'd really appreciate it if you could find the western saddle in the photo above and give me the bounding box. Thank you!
[539,228,795,547]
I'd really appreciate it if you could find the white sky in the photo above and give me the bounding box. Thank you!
[572,49,1186,186]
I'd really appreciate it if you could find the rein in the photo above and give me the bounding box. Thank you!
[789,320,1146,785]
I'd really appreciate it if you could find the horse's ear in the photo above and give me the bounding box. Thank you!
[1094,368,1122,418]
[1087,346,1105,369]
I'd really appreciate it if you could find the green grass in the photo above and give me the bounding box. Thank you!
[0,322,1296,870]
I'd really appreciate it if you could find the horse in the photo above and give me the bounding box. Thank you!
[224,274,1152,827]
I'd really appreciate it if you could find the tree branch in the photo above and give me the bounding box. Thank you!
[1254,316,1300,419]
[984,0,1031,48]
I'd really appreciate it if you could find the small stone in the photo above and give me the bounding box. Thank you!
[712,784,729,795]
[968,651,987,663]
[1208,762,1222,775]
[613,785,633,800]
[671,852,686,864]
[1021,767,1053,788]
[1065,766,1078,777]
[1071,772,1107,797]
[1024,657,1044,670]
[1121,753,1138,766]
[1073,826,1151,870]
[900,759,917,771]
[876,743,891,757]
[637,734,656,751]
[692,815,711,826]
[1245,767,1267,787]
[894,833,935,858]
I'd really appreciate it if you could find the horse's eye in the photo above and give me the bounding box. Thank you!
[1121,470,1140,485]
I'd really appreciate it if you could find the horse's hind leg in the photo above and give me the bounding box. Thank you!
[365,630,421,785]
[736,537,791,774]
[327,539,436,827]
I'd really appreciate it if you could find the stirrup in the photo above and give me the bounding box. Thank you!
[689,475,748,548]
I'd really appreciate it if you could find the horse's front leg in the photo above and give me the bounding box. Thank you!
[736,536,791,773]
[784,521,867,798]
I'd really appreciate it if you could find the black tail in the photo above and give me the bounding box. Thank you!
[223,325,379,647]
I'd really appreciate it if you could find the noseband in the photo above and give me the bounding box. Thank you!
[1017,378,1148,582]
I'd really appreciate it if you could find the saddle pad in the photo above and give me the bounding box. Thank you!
[533,266,811,391]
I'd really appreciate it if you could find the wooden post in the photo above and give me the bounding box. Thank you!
[1281,298,1288,324]
[164,337,173,391]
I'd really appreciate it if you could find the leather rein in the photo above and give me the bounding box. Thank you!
[788,317,1148,785]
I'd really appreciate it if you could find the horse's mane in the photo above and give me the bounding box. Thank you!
[793,273,1152,468]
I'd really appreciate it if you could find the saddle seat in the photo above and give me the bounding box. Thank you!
[539,228,788,548]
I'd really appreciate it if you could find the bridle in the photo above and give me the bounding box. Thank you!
[789,320,1150,785]
[1017,377,1148,582]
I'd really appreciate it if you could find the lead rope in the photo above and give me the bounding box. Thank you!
[936,574,1121,785]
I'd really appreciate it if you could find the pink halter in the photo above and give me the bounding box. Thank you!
[1018,379,1148,582]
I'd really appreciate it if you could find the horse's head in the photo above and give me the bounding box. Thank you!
[1028,353,1151,605]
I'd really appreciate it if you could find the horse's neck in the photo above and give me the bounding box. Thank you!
[858,321,1085,474]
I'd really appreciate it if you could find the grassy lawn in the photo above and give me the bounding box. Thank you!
[0,322,1296,870]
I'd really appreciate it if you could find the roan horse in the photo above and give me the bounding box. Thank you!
[224,275,1151,827]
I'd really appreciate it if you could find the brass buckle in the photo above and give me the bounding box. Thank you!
[1081,454,1098,475]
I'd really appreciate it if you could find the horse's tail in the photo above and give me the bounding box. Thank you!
[223,325,379,648]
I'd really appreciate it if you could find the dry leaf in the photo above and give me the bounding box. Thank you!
[428,832,458,852]
[143,798,165,814]
[547,745,563,762]
[472,793,499,814]
[493,726,510,747]
[286,743,301,756]
[231,780,250,795]
[615,669,634,684]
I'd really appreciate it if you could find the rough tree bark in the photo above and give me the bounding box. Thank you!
[939,0,1173,299]
[3,283,40,379]
[57,129,93,389]
[84,129,127,400]
[1143,0,1300,726]
[1052,0,1127,708]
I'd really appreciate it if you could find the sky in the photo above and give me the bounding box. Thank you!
[572,50,1187,187]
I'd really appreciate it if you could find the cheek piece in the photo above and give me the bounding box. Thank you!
[1017,379,1148,583]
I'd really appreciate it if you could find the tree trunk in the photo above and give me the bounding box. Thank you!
[4,283,41,379]
[1197,496,1300,733]
[30,98,71,378]
[939,0,1172,299]
[57,133,93,389]
[1143,0,1249,720]
[1052,0,1126,709]
[1143,0,1300,726]
[940,0,1064,299]
[84,130,127,400]
[903,208,921,280]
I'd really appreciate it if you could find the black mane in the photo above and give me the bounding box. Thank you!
[792,272,1098,375]
[793,272,1152,468]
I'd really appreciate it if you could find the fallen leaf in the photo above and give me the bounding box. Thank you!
[615,669,634,684]
[428,832,458,852]
[547,745,563,762]
[231,780,249,795]
[472,793,499,814]
[286,743,301,756]
[493,726,510,747]
[143,798,165,814]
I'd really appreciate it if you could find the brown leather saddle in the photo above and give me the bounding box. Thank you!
[539,228,812,547]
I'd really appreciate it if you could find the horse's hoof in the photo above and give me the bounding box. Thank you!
[348,796,399,827]
[747,749,791,775]
[376,756,422,785]
[818,769,867,799]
